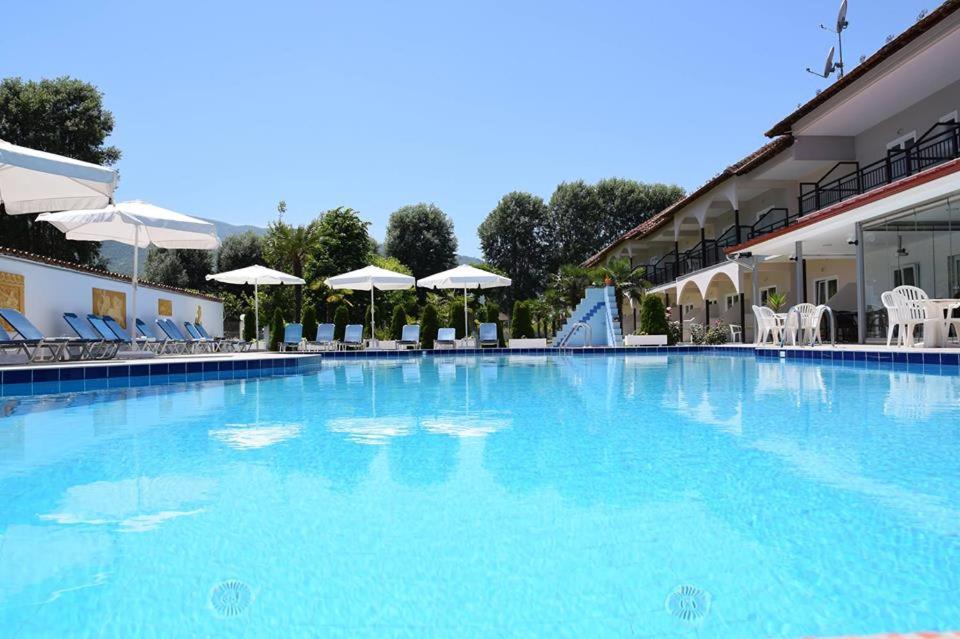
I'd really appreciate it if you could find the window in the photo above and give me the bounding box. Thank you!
[683,304,695,316]
[949,255,960,297]
[759,286,777,305]
[814,277,838,305]
[724,293,739,311]
[893,264,920,288]
[887,132,917,181]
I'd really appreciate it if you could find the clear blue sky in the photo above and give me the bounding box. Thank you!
[1,0,932,256]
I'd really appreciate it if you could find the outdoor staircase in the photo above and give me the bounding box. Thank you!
[553,286,623,347]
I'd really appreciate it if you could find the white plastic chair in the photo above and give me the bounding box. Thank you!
[729,324,743,343]
[880,291,904,346]
[752,305,781,345]
[891,288,933,347]
[783,303,816,345]
[808,305,830,345]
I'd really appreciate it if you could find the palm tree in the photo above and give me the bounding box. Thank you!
[597,257,648,321]
[263,214,319,320]
[551,264,593,311]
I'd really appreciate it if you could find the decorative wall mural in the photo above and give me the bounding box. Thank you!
[158,299,173,317]
[92,288,127,328]
[0,272,25,331]
[195,305,203,325]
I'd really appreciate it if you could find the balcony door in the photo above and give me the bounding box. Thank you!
[887,132,917,181]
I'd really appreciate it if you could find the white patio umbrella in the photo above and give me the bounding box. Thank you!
[0,139,118,215]
[417,264,512,338]
[324,265,415,346]
[36,200,219,330]
[205,265,305,346]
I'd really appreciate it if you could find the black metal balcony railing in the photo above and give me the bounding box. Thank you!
[799,121,960,215]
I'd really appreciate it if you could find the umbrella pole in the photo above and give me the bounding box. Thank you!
[131,228,139,333]
[254,281,260,350]
[370,287,376,348]
[464,287,468,344]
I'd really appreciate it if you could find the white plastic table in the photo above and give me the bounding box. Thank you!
[921,299,960,347]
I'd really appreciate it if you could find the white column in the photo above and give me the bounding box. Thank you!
[855,223,866,344]
[794,241,804,305]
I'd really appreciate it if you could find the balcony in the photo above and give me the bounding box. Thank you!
[799,121,960,215]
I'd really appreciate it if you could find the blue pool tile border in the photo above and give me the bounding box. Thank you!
[2,344,959,398]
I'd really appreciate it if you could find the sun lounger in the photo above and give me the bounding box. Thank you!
[279,323,303,352]
[87,315,156,359]
[62,312,118,360]
[341,324,364,350]
[194,322,246,352]
[478,322,499,348]
[103,315,161,353]
[0,308,73,362]
[397,324,420,350]
[305,323,336,351]
[184,321,220,352]
[158,318,208,353]
[137,318,184,354]
[435,327,456,349]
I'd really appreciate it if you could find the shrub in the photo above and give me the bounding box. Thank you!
[484,302,503,346]
[421,303,439,349]
[302,306,318,341]
[333,304,349,342]
[242,308,256,342]
[689,320,729,345]
[390,304,407,340]
[268,308,285,351]
[667,320,682,345]
[510,301,533,339]
[638,295,669,337]
[449,298,474,339]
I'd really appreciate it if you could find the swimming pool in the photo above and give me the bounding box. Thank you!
[1,353,959,637]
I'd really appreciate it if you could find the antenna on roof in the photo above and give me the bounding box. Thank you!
[806,0,848,80]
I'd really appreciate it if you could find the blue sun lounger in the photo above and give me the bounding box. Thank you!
[0,308,74,362]
[87,315,156,359]
[103,315,160,353]
[280,323,303,352]
[341,324,364,350]
[194,322,246,352]
[156,318,206,353]
[183,321,219,352]
[306,323,336,351]
[397,324,420,350]
[479,323,499,348]
[435,327,456,349]
[62,312,118,360]
[136,318,183,354]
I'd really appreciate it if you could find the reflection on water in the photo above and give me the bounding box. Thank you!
[209,423,303,450]
[3,354,960,637]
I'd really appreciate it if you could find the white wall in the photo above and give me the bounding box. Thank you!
[0,255,223,338]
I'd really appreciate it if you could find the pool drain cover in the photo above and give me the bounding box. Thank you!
[665,584,710,623]
[209,579,252,617]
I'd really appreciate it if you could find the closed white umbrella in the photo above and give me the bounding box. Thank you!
[37,200,219,331]
[325,265,415,347]
[417,265,511,338]
[0,139,118,215]
[206,265,305,347]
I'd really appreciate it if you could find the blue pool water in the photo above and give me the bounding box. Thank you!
[1,353,960,638]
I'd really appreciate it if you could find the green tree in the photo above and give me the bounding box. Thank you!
[389,304,407,340]
[302,305,318,341]
[478,192,551,302]
[551,264,592,311]
[144,250,188,288]
[510,301,533,339]
[597,257,647,322]
[306,206,373,281]
[242,309,257,342]
[420,304,439,349]
[639,295,671,342]
[263,200,318,320]
[384,203,458,281]
[547,180,600,268]
[216,231,263,273]
[483,302,504,346]
[593,178,685,251]
[0,76,120,266]
[268,308,285,351]
[333,304,350,342]
[143,248,213,291]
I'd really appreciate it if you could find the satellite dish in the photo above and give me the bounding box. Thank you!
[836,0,848,32]
[822,46,836,77]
